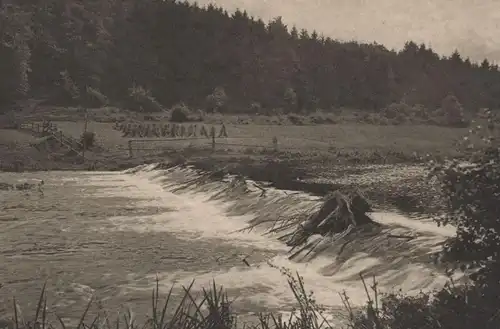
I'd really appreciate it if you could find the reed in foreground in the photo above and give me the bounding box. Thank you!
[2,272,331,329]
[3,268,499,329]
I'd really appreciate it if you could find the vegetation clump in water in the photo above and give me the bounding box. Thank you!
[0,181,41,191]
[285,190,375,248]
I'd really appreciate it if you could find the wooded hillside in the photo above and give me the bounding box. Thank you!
[2,0,500,114]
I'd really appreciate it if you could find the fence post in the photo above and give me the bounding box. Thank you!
[272,136,278,152]
[59,131,63,146]
[211,126,216,151]
[128,140,133,158]
[31,122,34,131]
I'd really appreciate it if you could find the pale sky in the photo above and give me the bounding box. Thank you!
[195,0,500,63]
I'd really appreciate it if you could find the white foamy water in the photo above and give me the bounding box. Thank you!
[84,165,459,313]
[0,164,459,325]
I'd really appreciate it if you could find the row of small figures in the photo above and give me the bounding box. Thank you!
[113,122,228,138]
[39,120,58,133]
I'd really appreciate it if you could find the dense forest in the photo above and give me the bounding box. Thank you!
[2,0,500,114]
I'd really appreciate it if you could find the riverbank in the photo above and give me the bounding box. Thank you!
[0,147,433,215]
[1,116,444,214]
[160,153,435,214]
[0,140,434,214]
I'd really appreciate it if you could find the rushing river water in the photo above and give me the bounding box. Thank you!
[0,165,459,327]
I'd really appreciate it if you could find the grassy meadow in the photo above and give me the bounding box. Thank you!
[47,119,467,163]
[13,106,468,163]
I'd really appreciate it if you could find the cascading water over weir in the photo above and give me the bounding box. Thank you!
[117,164,461,307]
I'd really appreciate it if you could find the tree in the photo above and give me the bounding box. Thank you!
[283,87,297,113]
[206,86,228,113]
[0,4,33,106]
[481,59,491,70]
[441,94,467,127]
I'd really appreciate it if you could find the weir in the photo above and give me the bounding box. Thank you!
[122,163,459,285]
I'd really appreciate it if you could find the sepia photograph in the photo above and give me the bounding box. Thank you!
[1,0,499,328]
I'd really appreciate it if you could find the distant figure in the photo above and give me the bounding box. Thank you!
[138,124,145,137]
[187,124,194,137]
[161,124,170,137]
[200,125,208,138]
[218,124,228,137]
[170,123,177,137]
[151,124,160,137]
[131,124,138,137]
[143,124,151,137]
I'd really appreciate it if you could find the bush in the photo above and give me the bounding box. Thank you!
[170,103,190,122]
[348,276,500,329]
[381,102,412,119]
[283,87,297,113]
[347,108,500,329]
[377,102,462,126]
[429,110,500,266]
[379,102,436,125]
[441,94,469,127]
[411,104,430,119]
[392,112,408,124]
[287,113,306,125]
[205,86,228,113]
[339,108,500,329]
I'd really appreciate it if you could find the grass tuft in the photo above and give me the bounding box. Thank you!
[4,268,498,329]
[2,271,338,329]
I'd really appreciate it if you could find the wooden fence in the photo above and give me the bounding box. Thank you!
[127,134,280,158]
[20,121,85,159]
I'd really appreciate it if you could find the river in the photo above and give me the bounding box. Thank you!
[0,164,458,327]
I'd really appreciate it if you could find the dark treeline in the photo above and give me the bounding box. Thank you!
[2,0,500,114]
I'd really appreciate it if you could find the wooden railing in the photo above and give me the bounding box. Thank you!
[20,121,85,159]
[127,135,280,158]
